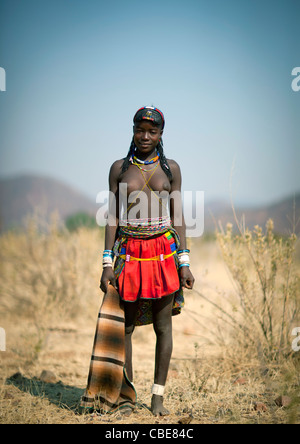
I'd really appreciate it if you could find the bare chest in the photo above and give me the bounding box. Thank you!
[119,164,171,196]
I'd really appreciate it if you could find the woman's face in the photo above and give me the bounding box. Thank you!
[133,121,163,155]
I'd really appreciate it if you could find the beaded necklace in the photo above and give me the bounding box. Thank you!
[129,148,160,169]
[129,150,160,172]
[131,159,159,172]
[133,152,160,165]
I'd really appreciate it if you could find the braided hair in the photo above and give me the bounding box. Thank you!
[121,106,173,181]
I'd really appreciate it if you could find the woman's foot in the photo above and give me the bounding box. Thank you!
[151,395,170,416]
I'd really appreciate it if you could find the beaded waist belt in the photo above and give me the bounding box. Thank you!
[119,216,171,239]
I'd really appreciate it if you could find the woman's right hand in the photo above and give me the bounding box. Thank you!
[100,267,118,293]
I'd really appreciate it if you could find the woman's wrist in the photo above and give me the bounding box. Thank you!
[102,249,114,268]
[177,249,190,268]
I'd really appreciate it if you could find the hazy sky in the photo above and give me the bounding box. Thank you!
[0,0,299,206]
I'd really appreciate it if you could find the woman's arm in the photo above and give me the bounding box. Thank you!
[100,160,122,293]
[169,160,195,290]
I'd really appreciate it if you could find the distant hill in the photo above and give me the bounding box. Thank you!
[0,174,299,235]
[204,194,300,235]
[0,174,98,231]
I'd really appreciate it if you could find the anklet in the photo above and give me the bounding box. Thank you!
[151,384,165,396]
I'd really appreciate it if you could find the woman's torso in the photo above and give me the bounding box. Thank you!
[118,162,172,221]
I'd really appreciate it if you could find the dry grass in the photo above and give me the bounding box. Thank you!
[0,215,299,424]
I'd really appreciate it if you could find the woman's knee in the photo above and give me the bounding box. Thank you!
[152,295,174,337]
[124,301,138,335]
[125,323,135,336]
[153,317,172,337]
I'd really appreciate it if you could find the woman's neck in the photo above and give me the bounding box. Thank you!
[134,147,157,162]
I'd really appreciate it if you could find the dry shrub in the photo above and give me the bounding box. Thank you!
[183,216,299,423]
[0,212,102,361]
[210,218,300,422]
[215,219,299,362]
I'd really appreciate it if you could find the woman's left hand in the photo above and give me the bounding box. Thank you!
[179,267,195,289]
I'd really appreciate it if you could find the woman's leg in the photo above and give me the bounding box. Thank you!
[124,300,139,382]
[151,293,174,416]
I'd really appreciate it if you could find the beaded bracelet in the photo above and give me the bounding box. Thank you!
[179,263,190,269]
[178,249,190,268]
[102,250,114,268]
[103,249,114,257]
[178,254,190,264]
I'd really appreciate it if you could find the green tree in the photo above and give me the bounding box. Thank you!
[65,212,97,232]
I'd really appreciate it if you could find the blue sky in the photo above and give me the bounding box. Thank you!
[0,0,299,206]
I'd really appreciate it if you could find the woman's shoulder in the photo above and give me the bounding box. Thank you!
[110,158,124,171]
[109,158,127,182]
[166,158,181,176]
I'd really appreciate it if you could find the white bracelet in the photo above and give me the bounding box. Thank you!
[103,257,113,264]
[151,384,165,396]
[178,254,190,262]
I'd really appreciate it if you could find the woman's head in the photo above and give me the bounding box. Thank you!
[121,106,172,180]
[133,106,165,130]
[133,120,162,154]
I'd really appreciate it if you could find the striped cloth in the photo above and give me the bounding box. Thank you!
[79,285,136,413]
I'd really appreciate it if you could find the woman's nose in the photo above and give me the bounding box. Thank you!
[142,132,150,140]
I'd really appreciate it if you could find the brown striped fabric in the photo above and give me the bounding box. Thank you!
[79,285,136,413]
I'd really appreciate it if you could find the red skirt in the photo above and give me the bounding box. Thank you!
[117,232,180,302]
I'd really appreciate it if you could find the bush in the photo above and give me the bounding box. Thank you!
[0,213,102,361]
[216,218,299,361]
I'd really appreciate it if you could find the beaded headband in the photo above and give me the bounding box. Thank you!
[133,106,165,129]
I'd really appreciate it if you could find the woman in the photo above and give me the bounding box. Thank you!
[100,106,195,416]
